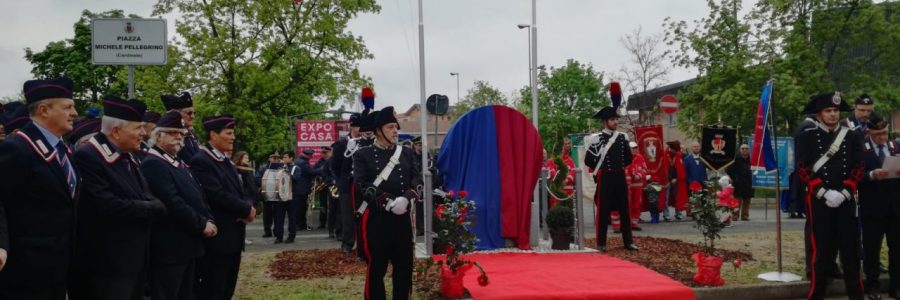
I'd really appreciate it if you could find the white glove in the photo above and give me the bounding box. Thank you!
[387,196,409,215]
[823,190,845,208]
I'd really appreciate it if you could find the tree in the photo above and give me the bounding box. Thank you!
[665,0,900,138]
[152,0,380,160]
[25,10,131,110]
[453,80,507,120]
[519,59,610,154]
[617,26,671,95]
[25,10,192,114]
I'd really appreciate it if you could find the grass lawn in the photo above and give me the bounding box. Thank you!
[234,230,889,298]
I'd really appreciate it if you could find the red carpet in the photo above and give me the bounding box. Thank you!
[460,252,696,300]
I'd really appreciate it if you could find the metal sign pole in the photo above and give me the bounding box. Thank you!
[758,79,801,282]
[128,65,135,99]
[574,168,585,249]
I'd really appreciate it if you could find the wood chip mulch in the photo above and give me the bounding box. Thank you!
[267,236,753,287]
[585,236,753,287]
[268,248,367,280]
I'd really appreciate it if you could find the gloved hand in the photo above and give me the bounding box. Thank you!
[824,190,845,208]
[146,197,167,215]
[386,197,409,215]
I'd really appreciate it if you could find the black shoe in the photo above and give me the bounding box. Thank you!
[625,244,639,251]
[285,237,295,244]
[328,232,335,238]
[341,245,353,254]
[317,225,326,229]
[632,226,642,231]
[598,246,607,253]
[263,232,273,238]
[274,238,283,244]
[613,229,621,234]
[867,292,882,300]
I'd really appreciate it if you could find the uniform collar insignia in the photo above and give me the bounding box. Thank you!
[86,134,122,164]
[147,147,183,168]
[14,129,59,163]
[200,144,226,162]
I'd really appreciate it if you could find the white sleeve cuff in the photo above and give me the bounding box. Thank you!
[841,189,851,200]
[816,188,827,199]
[869,171,875,181]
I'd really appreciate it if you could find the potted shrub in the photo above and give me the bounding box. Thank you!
[433,190,489,299]
[686,177,738,286]
[546,199,575,250]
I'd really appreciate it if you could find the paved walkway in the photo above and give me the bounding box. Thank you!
[244,203,806,253]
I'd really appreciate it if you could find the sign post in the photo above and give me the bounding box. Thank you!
[659,95,679,160]
[91,18,168,98]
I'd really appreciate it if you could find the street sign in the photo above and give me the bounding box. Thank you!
[91,18,167,65]
[660,95,679,114]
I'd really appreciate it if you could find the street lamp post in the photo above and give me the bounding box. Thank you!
[517,24,531,91]
[449,72,460,106]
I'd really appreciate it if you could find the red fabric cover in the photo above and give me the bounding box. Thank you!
[460,252,696,300]
[493,106,542,250]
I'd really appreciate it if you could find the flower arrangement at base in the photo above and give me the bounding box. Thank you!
[431,190,489,298]
[686,177,737,286]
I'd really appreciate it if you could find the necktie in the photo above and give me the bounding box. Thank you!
[878,145,886,163]
[56,142,77,198]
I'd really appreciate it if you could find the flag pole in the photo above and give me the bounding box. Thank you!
[758,79,801,282]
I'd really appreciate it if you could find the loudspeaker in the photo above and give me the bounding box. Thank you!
[426,94,450,116]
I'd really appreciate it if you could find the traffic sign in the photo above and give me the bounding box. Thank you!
[660,95,679,114]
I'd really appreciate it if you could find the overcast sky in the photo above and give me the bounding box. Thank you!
[0,0,713,110]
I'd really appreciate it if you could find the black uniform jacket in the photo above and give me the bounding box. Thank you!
[331,136,349,191]
[353,143,422,210]
[190,144,252,254]
[584,129,633,174]
[0,123,79,288]
[178,130,200,163]
[73,133,157,276]
[142,146,212,264]
[727,155,754,198]
[859,139,900,218]
[795,124,865,201]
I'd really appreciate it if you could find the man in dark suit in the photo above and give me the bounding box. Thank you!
[683,141,708,189]
[70,95,167,300]
[331,112,363,253]
[191,114,255,300]
[0,77,79,300]
[796,92,865,299]
[294,148,323,230]
[584,106,637,252]
[142,111,217,300]
[859,115,900,299]
[161,92,199,162]
[354,106,422,300]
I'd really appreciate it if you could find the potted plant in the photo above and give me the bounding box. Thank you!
[686,177,737,286]
[433,190,489,299]
[546,199,575,250]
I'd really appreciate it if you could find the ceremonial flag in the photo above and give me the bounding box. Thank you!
[750,80,778,172]
[700,126,737,171]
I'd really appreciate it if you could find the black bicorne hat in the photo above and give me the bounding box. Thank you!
[373,106,399,130]
[592,106,619,120]
[161,92,193,111]
[803,92,852,114]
